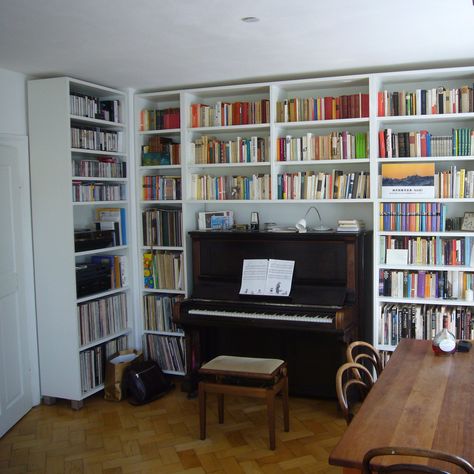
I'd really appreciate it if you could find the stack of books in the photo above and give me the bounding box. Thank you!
[337,219,365,232]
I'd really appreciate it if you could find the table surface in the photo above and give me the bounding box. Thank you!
[329,338,474,470]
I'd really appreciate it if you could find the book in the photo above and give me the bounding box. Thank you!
[239,259,295,297]
[381,163,435,198]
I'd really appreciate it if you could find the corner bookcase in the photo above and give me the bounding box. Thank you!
[28,77,133,408]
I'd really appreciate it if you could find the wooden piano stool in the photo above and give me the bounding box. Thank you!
[198,355,289,450]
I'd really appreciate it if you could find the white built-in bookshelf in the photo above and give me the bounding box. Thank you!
[28,67,474,405]
[136,66,474,363]
[28,77,133,408]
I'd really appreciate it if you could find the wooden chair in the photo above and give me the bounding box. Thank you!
[336,362,374,424]
[362,446,474,474]
[346,341,384,379]
[198,355,289,450]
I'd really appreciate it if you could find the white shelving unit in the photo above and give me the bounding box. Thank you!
[372,67,474,353]
[28,77,133,408]
[28,67,474,398]
[135,66,474,362]
[134,91,187,375]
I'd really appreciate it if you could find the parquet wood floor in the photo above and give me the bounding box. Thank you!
[0,384,345,473]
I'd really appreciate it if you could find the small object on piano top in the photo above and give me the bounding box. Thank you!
[457,340,472,352]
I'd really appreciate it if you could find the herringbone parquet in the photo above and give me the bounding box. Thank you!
[0,384,345,473]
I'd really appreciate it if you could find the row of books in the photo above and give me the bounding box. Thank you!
[143,251,183,290]
[77,293,127,346]
[277,171,369,200]
[277,131,368,162]
[142,207,183,247]
[377,85,474,117]
[380,235,473,266]
[190,100,270,128]
[80,335,128,393]
[70,93,121,123]
[72,181,125,202]
[72,157,126,178]
[142,175,181,201]
[191,136,269,164]
[379,203,447,232]
[379,129,474,158]
[145,334,185,373]
[143,294,183,333]
[70,127,123,152]
[433,167,474,199]
[190,174,271,201]
[276,93,369,122]
[379,269,473,300]
[378,304,473,346]
[139,107,180,131]
[141,136,181,166]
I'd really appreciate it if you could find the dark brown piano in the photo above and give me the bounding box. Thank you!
[176,230,372,398]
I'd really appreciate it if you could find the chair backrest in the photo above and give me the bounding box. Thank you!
[362,447,474,474]
[346,341,384,379]
[335,362,374,425]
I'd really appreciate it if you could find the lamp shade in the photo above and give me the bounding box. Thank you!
[296,218,307,232]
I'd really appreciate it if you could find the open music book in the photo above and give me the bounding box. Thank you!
[239,259,295,297]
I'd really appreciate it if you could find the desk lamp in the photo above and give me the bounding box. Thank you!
[295,206,331,232]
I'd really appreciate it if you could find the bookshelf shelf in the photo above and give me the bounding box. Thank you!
[72,200,128,206]
[75,245,128,257]
[79,328,132,352]
[71,148,127,157]
[72,176,128,183]
[28,77,133,406]
[70,115,126,128]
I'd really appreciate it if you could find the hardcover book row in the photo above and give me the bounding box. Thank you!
[378,303,474,347]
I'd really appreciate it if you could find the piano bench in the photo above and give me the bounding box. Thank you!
[198,355,289,450]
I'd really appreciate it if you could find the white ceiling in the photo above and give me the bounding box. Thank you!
[1,0,474,92]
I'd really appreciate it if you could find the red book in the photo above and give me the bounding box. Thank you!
[341,95,348,119]
[353,94,360,119]
[361,93,369,117]
[232,102,242,125]
[379,130,386,158]
[420,130,428,157]
[335,97,341,119]
[324,96,334,120]
[242,102,249,125]
[191,103,201,128]
[378,91,385,117]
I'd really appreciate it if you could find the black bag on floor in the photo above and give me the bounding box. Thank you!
[123,359,174,405]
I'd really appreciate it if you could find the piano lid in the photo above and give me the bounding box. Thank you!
[189,231,360,307]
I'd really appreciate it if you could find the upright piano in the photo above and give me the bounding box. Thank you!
[177,230,372,398]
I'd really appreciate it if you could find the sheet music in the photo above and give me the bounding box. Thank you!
[239,258,294,296]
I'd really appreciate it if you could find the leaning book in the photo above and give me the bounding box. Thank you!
[381,162,435,198]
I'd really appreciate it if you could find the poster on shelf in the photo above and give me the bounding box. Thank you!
[381,163,435,198]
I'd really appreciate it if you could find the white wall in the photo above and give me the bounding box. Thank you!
[0,68,28,135]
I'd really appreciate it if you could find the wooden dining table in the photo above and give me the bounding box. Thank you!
[329,338,474,473]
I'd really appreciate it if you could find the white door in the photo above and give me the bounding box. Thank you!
[0,135,39,437]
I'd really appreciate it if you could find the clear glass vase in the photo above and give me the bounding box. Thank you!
[432,315,456,355]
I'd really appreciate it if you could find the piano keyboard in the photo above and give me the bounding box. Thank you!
[188,308,333,324]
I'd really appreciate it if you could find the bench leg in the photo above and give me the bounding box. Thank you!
[198,382,206,440]
[282,375,289,432]
[266,390,276,450]
[217,393,224,424]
